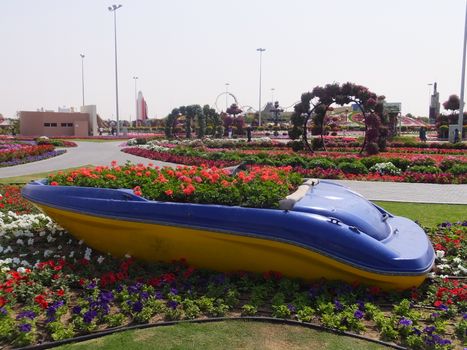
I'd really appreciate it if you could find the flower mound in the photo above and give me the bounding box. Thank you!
[48,163,303,209]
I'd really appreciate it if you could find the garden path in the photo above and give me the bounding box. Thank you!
[0,141,465,204]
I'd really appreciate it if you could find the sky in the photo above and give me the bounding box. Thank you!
[1,0,467,120]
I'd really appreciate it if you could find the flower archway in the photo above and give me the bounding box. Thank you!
[289,82,387,154]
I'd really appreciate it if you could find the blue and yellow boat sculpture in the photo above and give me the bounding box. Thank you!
[22,179,434,290]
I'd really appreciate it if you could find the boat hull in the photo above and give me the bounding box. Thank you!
[38,203,427,290]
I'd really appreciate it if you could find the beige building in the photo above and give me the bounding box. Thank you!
[19,107,97,137]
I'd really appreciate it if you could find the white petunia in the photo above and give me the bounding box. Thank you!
[435,250,445,259]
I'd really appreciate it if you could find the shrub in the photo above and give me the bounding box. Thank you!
[290,141,304,152]
[406,165,440,174]
[307,158,336,170]
[338,161,368,174]
[448,163,467,175]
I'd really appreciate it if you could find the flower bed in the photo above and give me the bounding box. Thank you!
[36,139,78,147]
[121,146,467,184]
[47,163,302,209]
[0,200,465,348]
[0,142,65,167]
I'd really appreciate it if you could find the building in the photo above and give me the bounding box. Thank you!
[19,105,98,137]
[136,91,148,123]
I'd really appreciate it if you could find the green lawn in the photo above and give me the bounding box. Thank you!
[56,321,388,350]
[0,165,94,184]
[373,201,466,227]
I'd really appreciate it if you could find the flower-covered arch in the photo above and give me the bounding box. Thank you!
[289,82,387,154]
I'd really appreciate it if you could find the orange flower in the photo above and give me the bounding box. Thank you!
[165,189,173,196]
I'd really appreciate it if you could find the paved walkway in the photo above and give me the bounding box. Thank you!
[0,141,466,204]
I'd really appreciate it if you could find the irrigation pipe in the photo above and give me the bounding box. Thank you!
[16,316,407,350]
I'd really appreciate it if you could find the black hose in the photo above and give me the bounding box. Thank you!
[16,316,407,350]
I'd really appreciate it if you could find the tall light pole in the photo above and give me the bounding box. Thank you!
[108,4,122,136]
[458,0,467,137]
[133,76,138,126]
[80,54,85,106]
[257,48,266,126]
[271,88,275,103]
[225,83,230,111]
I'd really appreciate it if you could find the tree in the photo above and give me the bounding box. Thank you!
[442,95,460,112]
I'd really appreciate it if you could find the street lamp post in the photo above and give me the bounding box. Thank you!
[256,48,266,126]
[133,76,138,126]
[459,0,467,137]
[80,54,85,106]
[271,88,275,104]
[108,4,122,136]
[225,82,229,111]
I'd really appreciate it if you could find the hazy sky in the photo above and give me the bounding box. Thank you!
[1,0,467,120]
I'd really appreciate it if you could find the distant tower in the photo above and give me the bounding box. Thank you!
[136,91,148,123]
[429,82,440,124]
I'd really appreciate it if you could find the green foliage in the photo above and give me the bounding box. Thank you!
[337,161,368,174]
[407,165,440,174]
[448,163,467,175]
[296,306,315,322]
[271,304,292,319]
[241,304,258,316]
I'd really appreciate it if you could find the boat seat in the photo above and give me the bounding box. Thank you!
[279,178,319,211]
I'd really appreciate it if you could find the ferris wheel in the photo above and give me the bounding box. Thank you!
[214,92,239,112]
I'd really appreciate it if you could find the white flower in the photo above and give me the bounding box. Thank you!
[97,256,105,264]
[4,246,12,253]
[453,257,462,264]
[27,238,34,246]
[12,258,20,265]
[436,264,450,271]
[69,251,75,258]
[17,267,27,274]
[78,240,84,245]
[47,234,55,243]
[44,249,53,257]
[435,250,445,259]
[1,267,10,273]
[124,253,132,258]
[16,239,24,246]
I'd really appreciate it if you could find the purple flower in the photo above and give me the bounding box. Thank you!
[334,300,344,312]
[430,312,440,320]
[16,311,36,320]
[19,323,32,333]
[412,327,421,336]
[287,304,296,313]
[167,300,178,310]
[83,310,97,324]
[86,281,97,290]
[155,291,163,300]
[132,301,143,313]
[115,284,123,292]
[463,313,467,320]
[45,316,56,324]
[437,304,448,311]
[423,325,436,334]
[128,285,139,294]
[399,317,413,327]
[99,291,114,303]
[72,306,82,315]
[140,292,149,300]
[0,307,7,316]
[354,310,364,319]
[170,288,178,295]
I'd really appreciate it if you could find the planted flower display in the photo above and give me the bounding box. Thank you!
[22,162,435,291]
[121,143,467,184]
[0,142,65,167]
[0,198,465,348]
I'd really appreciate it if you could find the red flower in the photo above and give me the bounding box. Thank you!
[50,181,58,186]
[0,296,6,307]
[165,189,173,196]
